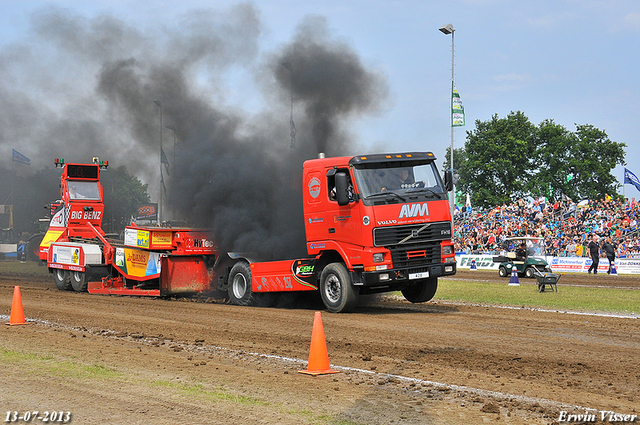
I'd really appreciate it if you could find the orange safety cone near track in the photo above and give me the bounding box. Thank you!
[6,286,30,326]
[299,311,339,376]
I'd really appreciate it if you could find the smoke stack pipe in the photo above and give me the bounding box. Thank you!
[318,152,325,159]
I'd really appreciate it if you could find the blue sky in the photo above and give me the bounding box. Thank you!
[1,0,639,200]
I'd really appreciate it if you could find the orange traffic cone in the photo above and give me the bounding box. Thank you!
[299,311,339,376]
[6,286,30,326]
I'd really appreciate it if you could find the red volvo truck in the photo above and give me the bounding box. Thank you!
[218,152,456,312]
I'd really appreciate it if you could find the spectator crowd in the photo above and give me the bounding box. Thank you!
[454,195,640,258]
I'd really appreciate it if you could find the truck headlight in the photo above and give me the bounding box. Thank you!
[373,253,385,263]
[442,245,453,256]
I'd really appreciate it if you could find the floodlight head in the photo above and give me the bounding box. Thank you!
[439,24,454,35]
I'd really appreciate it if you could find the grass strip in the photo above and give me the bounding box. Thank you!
[0,347,361,424]
[150,379,265,405]
[0,260,49,275]
[436,279,640,314]
[0,347,123,379]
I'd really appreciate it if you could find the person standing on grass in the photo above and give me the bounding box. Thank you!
[587,234,600,274]
[602,236,617,274]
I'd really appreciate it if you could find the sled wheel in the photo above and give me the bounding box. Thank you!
[53,269,72,291]
[71,271,87,292]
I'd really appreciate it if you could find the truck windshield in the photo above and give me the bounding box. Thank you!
[353,162,445,201]
[68,181,101,201]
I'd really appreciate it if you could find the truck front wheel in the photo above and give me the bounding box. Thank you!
[228,261,255,306]
[319,263,359,313]
[53,269,72,291]
[401,277,438,303]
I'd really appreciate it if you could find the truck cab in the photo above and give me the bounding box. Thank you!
[302,152,456,310]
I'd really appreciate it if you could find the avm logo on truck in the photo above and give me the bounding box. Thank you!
[398,203,429,218]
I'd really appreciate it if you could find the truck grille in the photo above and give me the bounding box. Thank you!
[373,222,452,247]
[390,244,442,268]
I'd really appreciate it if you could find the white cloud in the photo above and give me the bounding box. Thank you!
[623,12,640,30]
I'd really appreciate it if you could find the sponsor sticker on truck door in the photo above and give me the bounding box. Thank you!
[308,177,321,198]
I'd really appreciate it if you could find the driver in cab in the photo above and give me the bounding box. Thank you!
[382,168,416,191]
[69,184,84,199]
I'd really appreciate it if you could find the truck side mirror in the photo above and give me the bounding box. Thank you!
[444,170,454,192]
[335,172,351,206]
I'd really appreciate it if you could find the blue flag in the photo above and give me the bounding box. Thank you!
[624,168,640,192]
[12,148,30,165]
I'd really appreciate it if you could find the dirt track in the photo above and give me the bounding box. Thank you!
[1,268,639,424]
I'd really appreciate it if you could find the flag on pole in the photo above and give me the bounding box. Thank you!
[161,175,167,196]
[624,168,640,192]
[452,83,465,127]
[161,147,170,176]
[12,148,30,165]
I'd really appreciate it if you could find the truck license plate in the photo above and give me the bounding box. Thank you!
[409,271,429,280]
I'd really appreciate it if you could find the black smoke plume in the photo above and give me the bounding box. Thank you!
[0,5,387,259]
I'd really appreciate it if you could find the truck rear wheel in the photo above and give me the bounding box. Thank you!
[401,277,437,303]
[228,261,255,306]
[319,263,359,313]
[71,271,87,292]
[53,269,72,291]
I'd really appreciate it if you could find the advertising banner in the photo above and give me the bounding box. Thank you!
[136,203,158,221]
[115,247,161,278]
[456,255,640,275]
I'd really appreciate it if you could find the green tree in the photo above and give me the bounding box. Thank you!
[457,111,536,207]
[443,146,467,206]
[533,121,626,201]
[569,124,625,200]
[101,166,150,234]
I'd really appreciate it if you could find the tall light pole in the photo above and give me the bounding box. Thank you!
[154,100,163,225]
[439,23,455,218]
[281,61,296,154]
[165,124,177,220]
[165,124,177,172]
